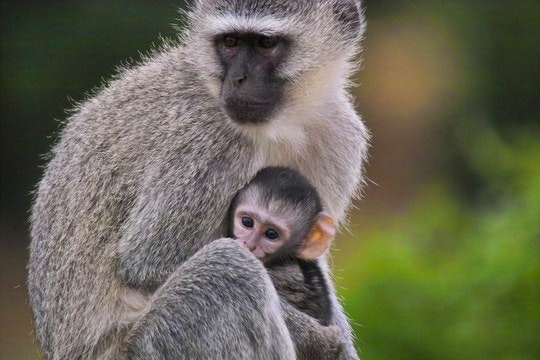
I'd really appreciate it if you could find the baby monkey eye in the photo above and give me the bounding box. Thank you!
[241,216,254,228]
[258,36,279,49]
[223,35,239,47]
[264,228,279,240]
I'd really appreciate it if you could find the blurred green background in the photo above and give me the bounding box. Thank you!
[1,1,539,359]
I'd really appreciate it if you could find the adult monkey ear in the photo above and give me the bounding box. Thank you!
[333,0,365,42]
[298,212,336,260]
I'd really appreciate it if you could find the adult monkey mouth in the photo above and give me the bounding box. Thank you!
[224,98,278,125]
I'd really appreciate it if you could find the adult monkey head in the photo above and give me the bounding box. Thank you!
[28,0,368,359]
[187,0,365,142]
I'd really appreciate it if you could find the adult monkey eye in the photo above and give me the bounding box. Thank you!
[223,35,239,47]
[264,228,279,240]
[258,36,279,49]
[241,216,254,228]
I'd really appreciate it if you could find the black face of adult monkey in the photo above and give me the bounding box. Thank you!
[28,1,368,359]
[216,32,290,124]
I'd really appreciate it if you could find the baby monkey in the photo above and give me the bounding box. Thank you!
[229,167,336,326]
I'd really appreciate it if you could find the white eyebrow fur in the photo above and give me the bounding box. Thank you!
[201,14,289,36]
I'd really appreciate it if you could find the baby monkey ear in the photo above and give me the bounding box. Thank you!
[298,212,336,260]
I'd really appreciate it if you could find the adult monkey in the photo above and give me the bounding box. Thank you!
[28,0,368,359]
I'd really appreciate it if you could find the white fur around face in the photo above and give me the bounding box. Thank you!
[236,56,352,149]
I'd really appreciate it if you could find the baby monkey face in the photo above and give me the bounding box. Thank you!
[232,205,291,262]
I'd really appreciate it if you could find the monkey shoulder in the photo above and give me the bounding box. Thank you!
[34,44,255,261]
[326,99,367,150]
[52,42,254,185]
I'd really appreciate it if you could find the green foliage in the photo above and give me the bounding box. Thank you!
[337,125,540,360]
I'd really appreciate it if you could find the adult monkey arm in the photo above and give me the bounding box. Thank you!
[28,0,368,359]
[120,239,295,359]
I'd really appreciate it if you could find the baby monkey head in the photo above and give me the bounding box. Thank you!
[229,167,336,263]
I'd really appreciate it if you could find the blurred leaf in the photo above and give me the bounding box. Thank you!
[336,129,540,359]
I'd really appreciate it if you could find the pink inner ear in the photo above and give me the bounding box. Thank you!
[318,212,336,239]
[298,212,336,260]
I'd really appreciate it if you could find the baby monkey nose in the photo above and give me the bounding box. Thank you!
[238,237,255,251]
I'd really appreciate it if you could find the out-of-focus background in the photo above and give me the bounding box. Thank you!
[1,1,538,359]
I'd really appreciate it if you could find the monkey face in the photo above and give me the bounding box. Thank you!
[232,205,290,261]
[214,33,289,125]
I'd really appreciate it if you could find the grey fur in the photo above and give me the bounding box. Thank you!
[269,260,332,327]
[28,0,368,359]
